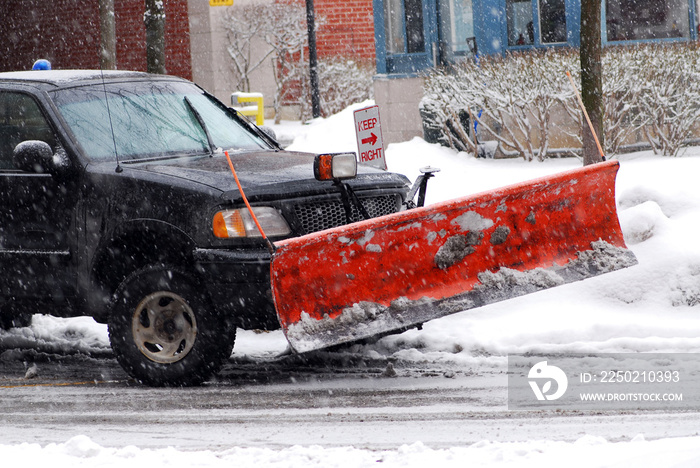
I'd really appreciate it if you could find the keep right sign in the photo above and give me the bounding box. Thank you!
[354,105,387,170]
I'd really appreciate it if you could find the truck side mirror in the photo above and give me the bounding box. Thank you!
[13,140,56,174]
[258,125,277,143]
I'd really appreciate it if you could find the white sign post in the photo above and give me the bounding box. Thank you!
[353,105,387,170]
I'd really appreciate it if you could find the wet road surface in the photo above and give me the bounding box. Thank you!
[2,348,699,450]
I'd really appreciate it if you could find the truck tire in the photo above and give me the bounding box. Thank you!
[108,265,235,386]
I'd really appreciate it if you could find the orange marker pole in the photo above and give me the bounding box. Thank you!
[566,71,606,162]
[225,151,276,255]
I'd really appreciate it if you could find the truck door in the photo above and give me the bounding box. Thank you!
[0,91,78,301]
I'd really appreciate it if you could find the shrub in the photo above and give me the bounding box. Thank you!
[635,44,700,157]
[423,43,700,159]
[297,58,374,121]
[423,49,579,161]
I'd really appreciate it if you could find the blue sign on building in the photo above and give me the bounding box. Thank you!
[374,0,698,75]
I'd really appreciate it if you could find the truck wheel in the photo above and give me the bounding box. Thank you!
[108,265,235,386]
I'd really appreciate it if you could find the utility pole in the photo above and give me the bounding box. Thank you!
[144,0,166,74]
[99,0,116,70]
[580,0,605,165]
[305,0,321,118]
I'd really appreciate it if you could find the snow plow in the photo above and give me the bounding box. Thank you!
[270,159,637,353]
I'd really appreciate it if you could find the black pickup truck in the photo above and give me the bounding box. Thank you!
[0,70,409,385]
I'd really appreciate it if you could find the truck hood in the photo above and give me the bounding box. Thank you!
[118,150,409,202]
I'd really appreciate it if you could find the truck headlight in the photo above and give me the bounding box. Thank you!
[213,207,291,238]
[314,153,357,181]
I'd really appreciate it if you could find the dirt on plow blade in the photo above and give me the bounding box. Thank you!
[271,160,637,353]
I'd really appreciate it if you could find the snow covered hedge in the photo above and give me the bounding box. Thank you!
[298,58,374,121]
[422,43,700,160]
[274,56,374,122]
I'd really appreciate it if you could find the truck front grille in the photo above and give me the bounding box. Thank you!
[294,195,400,235]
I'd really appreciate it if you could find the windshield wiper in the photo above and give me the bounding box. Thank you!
[228,107,282,151]
[184,96,217,154]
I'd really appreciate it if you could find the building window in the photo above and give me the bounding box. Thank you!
[405,0,426,52]
[606,0,690,40]
[507,0,534,46]
[439,0,476,60]
[385,0,426,54]
[385,0,404,53]
[539,0,566,43]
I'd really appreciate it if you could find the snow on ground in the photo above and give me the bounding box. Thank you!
[3,101,700,465]
[4,434,700,468]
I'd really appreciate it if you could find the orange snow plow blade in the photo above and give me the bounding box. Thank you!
[270,160,636,353]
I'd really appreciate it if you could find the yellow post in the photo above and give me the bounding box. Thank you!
[231,92,264,126]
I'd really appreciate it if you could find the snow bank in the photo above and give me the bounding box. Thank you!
[285,100,374,154]
[0,315,110,360]
[2,434,700,468]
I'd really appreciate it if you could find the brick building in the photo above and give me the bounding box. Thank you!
[189,0,377,118]
[0,0,193,79]
[301,0,376,63]
[0,0,379,122]
[0,0,376,121]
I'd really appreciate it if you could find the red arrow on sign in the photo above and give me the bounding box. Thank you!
[361,132,378,146]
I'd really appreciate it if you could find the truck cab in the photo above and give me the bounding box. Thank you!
[0,70,409,385]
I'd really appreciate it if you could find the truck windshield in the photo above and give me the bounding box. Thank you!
[51,80,270,161]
